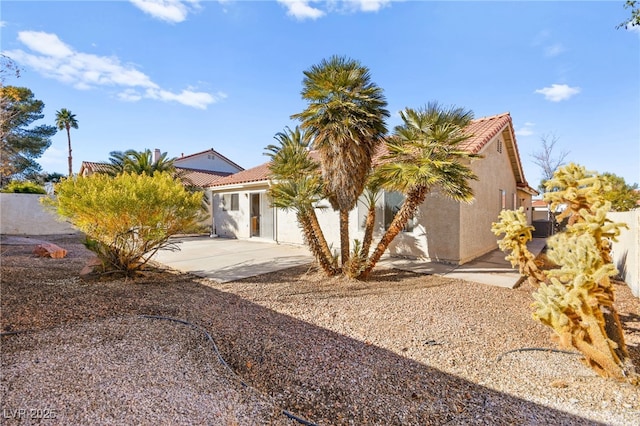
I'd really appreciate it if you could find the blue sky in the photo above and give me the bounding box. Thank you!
[2,1,639,189]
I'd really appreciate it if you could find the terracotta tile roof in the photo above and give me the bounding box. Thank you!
[177,167,232,187]
[209,162,272,188]
[79,161,112,175]
[175,148,244,171]
[209,112,534,190]
[459,113,512,154]
[79,161,230,188]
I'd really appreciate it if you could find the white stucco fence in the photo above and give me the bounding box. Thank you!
[609,210,639,297]
[0,193,76,235]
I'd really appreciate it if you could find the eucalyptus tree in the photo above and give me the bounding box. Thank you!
[55,108,78,177]
[360,103,480,278]
[292,55,389,267]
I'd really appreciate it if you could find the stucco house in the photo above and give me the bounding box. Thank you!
[207,112,538,265]
[79,148,244,186]
[79,148,245,231]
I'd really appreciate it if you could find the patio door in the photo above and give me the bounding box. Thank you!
[250,193,261,237]
[249,192,274,240]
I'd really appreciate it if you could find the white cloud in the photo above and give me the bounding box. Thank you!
[18,31,73,58]
[515,122,535,137]
[278,1,325,20]
[145,87,227,110]
[544,43,565,57]
[129,0,201,24]
[339,0,392,13]
[5,31,220,109]
[0,21,6,28]
[534,84,581,102]
[278,0,392,20]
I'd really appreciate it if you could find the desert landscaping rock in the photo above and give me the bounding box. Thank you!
[1,234,638,425]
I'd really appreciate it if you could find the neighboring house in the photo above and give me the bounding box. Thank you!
[208,112,539,265]
[79,148,243,186]
[79,148,244,231]
[532,199,551,221]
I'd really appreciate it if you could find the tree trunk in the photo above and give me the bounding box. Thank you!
[66,126,73,177]
[339,208,350,267]
[361,203,376,258]
[298,211,339,276]
[306,208,339,275]
[360,186,427,279]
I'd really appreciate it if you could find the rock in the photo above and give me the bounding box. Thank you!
[80,256,103,280]
[33,243,67,259]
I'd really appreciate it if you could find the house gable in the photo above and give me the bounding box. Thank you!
[174,149,244,174]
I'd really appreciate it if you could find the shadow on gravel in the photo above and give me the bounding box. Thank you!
[1,238,606,426]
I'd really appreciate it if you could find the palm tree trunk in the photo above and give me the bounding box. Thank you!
[299,210,339,276]
[339,208,350,267]
[360,186,427,279]
[66,126,73,177]
[306,207,339,274]
[361,203,376,258]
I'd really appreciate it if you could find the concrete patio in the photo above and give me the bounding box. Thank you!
[153,236,547,288]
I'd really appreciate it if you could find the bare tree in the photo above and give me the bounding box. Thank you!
[531,133,570,192]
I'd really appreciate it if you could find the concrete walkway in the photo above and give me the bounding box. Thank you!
[153,236,547,289]
[382,239,547,288]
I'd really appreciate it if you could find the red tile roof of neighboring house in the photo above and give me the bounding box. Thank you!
[209,112,535,191]
[79,161,112,175]
[78,161,231,188]
[178,168,233,187]
[532,199,549,208]
[175,148,244,172]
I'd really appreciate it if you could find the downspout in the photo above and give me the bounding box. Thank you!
[209,189,217,237]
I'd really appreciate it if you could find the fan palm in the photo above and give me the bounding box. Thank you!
[265,127,338,275]
[55,108,78,177]
[361,103,479,278]
[292,55,389,266]
[105,149,176,177]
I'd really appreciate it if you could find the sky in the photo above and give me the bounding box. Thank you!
[1,0,639,190]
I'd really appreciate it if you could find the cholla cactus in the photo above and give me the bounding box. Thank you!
[492,163,636,383]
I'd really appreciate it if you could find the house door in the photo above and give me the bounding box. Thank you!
[250,193,260,237]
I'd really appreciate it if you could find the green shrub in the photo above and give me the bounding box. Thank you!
[43,172,205,277]
[1,180,46,194]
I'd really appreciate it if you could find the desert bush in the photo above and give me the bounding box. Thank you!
[44,172,205,276]
[492,164,637,383]
[1,180,46,194]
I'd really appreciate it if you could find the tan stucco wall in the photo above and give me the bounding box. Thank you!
[211,127,533,266]
[0,193,76,235]
[608,210,639,297]
[458,131,520,263]
[387,189,461,262]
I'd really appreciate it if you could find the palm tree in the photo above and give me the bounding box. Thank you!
[55,108,78,177]
[292,55,389,267]
[265,127,338,275]
[105,149,176,176]
[360,103,479,278]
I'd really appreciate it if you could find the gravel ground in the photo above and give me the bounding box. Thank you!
[1,234,638,425]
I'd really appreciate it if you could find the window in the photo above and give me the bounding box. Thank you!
[499,189,506,210]
[222,193,239,211]
[384,191,415,232]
